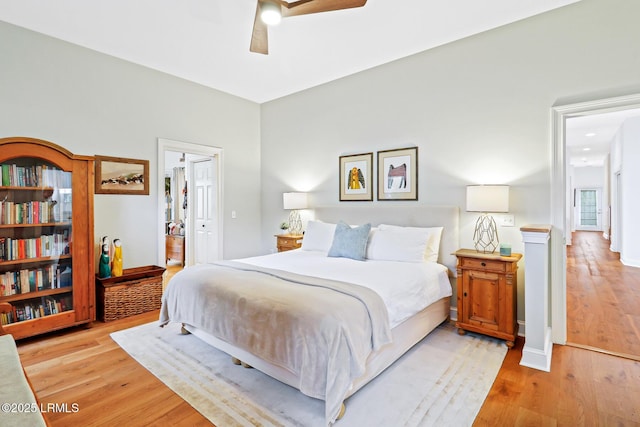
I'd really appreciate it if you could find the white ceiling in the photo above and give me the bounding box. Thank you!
[0,0,579,103]
[566,108,640,168]
[3,0,634,169]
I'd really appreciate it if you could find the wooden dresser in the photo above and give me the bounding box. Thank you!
[454,249,522,348]
[275,234,303,252]
[165,234,185,265]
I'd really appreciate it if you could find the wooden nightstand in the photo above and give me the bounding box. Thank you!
[275,234,303,252]
[166,235,185,265]
[454,249,522,348]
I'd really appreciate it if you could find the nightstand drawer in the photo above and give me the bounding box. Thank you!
[279,239,301,249]
[460,257,506,272]
[275,234,303,252]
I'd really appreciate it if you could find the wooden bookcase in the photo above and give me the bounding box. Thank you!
[0,137,95,339]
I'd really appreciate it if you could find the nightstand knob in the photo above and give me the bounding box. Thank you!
[463,292,467,297]
[481,262,486,267]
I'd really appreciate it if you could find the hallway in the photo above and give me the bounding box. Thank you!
[567,231,640,360]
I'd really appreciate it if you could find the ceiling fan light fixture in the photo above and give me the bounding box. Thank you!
[261,1,282,25]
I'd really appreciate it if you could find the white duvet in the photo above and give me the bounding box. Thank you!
[239,249,452,328]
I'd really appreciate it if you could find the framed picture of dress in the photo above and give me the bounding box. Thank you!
[377,147,418,201]
[339,152,373,201]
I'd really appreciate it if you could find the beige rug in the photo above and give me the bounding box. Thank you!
[111,321,507,427]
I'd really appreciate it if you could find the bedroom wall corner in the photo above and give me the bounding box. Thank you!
[0,21,263,266]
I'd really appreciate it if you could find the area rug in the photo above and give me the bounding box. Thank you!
[111,321,507,427]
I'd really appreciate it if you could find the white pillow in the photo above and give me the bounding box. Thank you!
[423,226,444,262]
[366,224,443,263]
[301,221,337,252]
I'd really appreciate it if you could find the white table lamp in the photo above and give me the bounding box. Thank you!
[283,192,308,235]
[466,185,509,253]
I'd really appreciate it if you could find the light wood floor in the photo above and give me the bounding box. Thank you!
[566,231,640,359]
[13,262,640,426]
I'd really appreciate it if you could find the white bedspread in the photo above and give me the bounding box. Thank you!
[239,249,452,328]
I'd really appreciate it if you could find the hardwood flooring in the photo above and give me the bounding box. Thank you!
[12,258,640,426]
[474,335,640,426]
[566,231,640,359]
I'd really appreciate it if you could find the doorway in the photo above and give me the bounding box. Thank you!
[551,93,640,352]
[575,188,601,231]
[157,138,223,270]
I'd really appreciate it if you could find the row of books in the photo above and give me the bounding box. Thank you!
[0,233,70,262]
[0,295,73,325]
[0,264,72,296]
[1,163,71,188]
[0,200,71,225]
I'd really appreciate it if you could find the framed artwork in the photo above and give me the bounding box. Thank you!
[377,146,418,201]
[95,155,149,195]
[339,152,373,201]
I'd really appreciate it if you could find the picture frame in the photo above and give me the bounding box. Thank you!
[339,152,373,201]
[95,155,149,195]
[377,146,418,201]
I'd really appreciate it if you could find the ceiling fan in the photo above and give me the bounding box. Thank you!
[250,0,367,55]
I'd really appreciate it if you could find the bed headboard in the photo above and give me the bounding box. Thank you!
[312,205,459,274]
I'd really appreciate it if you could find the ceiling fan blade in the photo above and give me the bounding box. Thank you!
[281,0,367,17]
[250,2,269,54]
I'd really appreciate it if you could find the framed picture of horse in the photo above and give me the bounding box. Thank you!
[339,152,373,201]
[95,155,149,195]
[377,146,418,201]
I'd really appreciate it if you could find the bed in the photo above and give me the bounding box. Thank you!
[160,205,459,424]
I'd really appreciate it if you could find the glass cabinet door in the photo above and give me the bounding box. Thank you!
[0,159,74,325]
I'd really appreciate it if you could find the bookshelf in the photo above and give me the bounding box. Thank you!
[0,137,95,339]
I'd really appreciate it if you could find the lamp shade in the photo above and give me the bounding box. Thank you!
[466,185,509,213]
[283,192,308,210]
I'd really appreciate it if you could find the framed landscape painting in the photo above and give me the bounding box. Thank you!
[339,152,373,201]
[95,155,149,195]
[377,147,418,201]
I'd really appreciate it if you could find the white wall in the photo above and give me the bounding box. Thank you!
[573,167,604,188]
[620,117,640,266]
[0,21,262,267]
[260,0,640,322]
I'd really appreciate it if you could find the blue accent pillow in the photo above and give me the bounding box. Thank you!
[327,221,372,261]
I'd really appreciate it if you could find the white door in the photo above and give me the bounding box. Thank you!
[575,188,601,231]
[193,158,219,264]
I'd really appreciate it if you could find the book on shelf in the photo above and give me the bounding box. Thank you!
[0,233,70,261]
[1,199,62,225]
[0,163,72,188]
[1,264,72,296]
[1,164,9,186]
[0,294,73,325]
[2,296,76,325]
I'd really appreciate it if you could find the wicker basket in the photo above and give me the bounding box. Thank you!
[96,265,166,322]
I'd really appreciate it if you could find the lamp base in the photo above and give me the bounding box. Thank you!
[473,213,499,253]
[288,210,303,235]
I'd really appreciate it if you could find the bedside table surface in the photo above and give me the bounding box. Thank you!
[454,248,522,263]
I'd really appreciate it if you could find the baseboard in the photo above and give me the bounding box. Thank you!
[621,256,640,268]
[520,326,553,372]
[517,320,525,337]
